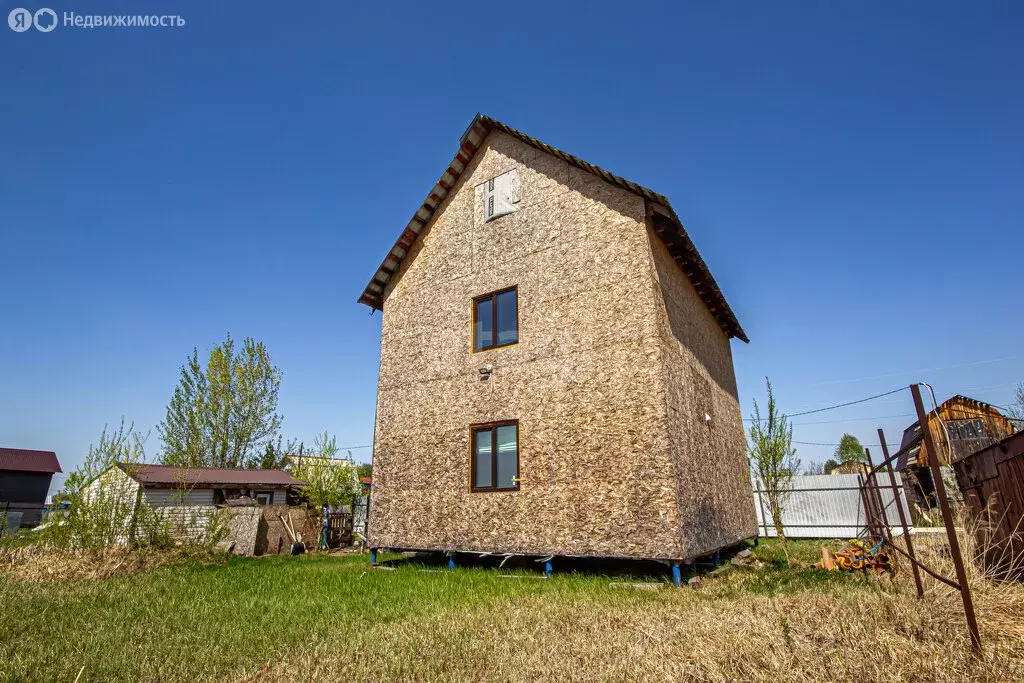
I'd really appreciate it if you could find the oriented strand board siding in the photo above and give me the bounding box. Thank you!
[646,226,757,556]
[371,131,684,559]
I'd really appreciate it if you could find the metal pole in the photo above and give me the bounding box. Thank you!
[857,473,875,539]
[865,448,893,545]
[879,428,924,598]
[911,383,981,654]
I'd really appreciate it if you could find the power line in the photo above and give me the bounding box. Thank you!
[744,386,908,422]
[793,440,902,447]
[790,414,915,426]
[786,387,908,418]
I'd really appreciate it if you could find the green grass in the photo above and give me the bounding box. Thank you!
[3,539,1007,682]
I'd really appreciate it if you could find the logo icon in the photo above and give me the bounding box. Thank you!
[34,8,56,31]
[8,7,32,31]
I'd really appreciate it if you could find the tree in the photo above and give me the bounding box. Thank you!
[247,435,299,470]
[356,462,372,481]
[290,432,360,510]
[58,419,147,502]
[823,458,840,474]
[834,433,866,464]
[748,378,800,542]
[1010,382,1024,420]
[158,333,283,468]
[805,461,825,475]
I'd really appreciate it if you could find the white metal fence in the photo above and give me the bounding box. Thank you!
[752,473,912,539]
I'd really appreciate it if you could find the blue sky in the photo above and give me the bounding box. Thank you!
[2,1,1022,492]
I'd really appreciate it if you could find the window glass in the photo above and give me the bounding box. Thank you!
[495,424,518,489]
[473,429,492,488]
[496,289,518,346]
[474,298,494,351]
[473,288,517,351]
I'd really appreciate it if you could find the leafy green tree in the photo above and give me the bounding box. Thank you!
[749,378,800,542]
[247,435,299,470]
[834,433,866,464]
[823,458,840,474]
[356,462,372,481]
[290,432,360,510]
[158,333,283,468]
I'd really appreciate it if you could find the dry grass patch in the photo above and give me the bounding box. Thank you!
[232,569,1022,682]
[0,545,227,582]
[1,539,1021,682]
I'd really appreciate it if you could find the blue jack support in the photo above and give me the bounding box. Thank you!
[448,555,456,571]
[713,551,721,567]
[370,549,377,566]
[544,560,553,579]
[671,563,682,587]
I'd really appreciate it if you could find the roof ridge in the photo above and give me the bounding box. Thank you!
[358,114,746,342]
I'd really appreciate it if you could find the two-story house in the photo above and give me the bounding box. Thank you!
[359,115,756,569]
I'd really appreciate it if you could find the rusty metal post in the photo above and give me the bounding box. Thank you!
[857,473,874,539]
[911,383,981,654]
[879,428,924,598]
[865,448,893,545]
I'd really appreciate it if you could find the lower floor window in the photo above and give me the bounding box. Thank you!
[471,421,519,491]
[254,491,273,505]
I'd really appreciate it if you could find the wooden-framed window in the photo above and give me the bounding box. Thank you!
[470,421,519,492]
[473,287,518,351]
[254,491,274,505]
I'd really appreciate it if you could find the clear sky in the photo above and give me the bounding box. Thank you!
[2,1,1022,493]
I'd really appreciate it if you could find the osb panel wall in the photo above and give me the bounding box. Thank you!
[371,130,687,559]
[258,505,318,555]
[645,225,757,557]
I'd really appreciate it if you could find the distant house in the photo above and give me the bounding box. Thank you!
[360,114,755,566]
[0,448,62,528]
[895,395,1016,508]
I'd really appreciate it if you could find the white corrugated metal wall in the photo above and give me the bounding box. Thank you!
[752,473,912,538]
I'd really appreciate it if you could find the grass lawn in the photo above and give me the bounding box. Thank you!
[1,539,1021,682]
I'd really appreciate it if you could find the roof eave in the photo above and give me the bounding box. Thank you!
[358,114,748,343]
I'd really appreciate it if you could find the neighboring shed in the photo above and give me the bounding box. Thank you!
[361,114,755,566]
[895,395,1016,509]
[121,463,299,507]
[84,463,307,547]
[0,448,62,528]
[953,430,1024,579]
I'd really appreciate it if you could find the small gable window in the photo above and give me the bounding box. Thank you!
[481,170,520,222]
[473,287,518,351]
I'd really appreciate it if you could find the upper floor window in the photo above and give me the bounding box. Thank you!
[471,421,519,492]
[481,170,520,222]
[473,287,518,351]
